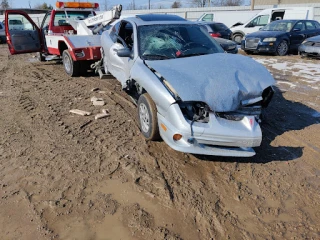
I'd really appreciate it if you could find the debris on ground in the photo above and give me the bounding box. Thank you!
[69,109,91,116]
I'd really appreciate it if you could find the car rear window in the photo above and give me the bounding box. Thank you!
[209,23,228,31]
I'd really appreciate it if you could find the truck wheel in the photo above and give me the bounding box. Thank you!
[137,93,160,141]
[62,50,80,77]
[37,52,45,62]
[232,33,243,44]
[276,40,289,56]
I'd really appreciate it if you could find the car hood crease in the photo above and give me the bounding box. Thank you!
[145,53,275,112]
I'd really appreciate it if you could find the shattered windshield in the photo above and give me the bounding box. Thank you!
[138,24,223,60]
[261,20,295,32]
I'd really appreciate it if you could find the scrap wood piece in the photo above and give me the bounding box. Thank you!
[69,109,91,116]
[95,112,110,120]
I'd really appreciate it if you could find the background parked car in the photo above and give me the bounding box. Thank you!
[197,21,232,39]
[298,35,320,58]
[241,19,320,56]
[197,22,238,54]
[0,21,6,44]
[213,37,238,54]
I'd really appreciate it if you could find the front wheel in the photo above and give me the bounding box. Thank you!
[62,50,80,77]
[137,93,160,141]
[276,40,289,56]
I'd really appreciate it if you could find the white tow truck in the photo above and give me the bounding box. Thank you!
[5,1,122,77]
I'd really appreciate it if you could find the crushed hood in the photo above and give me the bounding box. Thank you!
[145,53,275,112]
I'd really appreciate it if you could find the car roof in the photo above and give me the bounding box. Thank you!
[197,21,223,25]
[122,14,191,26]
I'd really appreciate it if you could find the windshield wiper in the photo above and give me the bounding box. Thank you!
[142,54,172,60]
[179,52,207,58]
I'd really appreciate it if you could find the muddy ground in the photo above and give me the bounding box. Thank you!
[0,44,319,240]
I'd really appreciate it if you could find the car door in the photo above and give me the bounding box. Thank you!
[106,20,135,86]
[290,21,307,51]
[5,10,43,54]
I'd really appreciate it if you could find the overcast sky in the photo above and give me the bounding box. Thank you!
[10,0,251,10]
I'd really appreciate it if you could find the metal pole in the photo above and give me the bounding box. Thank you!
[148,0,150,9]
[251,0,255,10]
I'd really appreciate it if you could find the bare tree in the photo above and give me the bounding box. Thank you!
[1,0,10,9]
[34,3,53,9]
[171,1,182,8]
[211,0,243,6]
[191,0,209,7]
[126,0,136,10]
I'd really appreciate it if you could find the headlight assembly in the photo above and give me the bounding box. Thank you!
[263,37,277,42]
[179,102,210,123]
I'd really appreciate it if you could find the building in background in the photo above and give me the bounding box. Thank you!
[255,0,320,4]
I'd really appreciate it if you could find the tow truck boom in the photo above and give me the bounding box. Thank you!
[68,4,122,35]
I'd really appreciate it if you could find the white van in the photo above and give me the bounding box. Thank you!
[230,7,314,43]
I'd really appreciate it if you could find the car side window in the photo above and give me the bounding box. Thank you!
[305,21,316,30]
[294,21,305,31]
[314,21,320,28]
[110,21,121,42]
[248,15,269,27]
[118,21,133,49]
[0,23,2,30]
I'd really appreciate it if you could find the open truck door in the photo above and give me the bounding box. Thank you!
[5,10,43,55]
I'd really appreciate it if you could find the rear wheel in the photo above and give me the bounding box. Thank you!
[232,33,243,44]
[137,93,160,141]
[276,40,289,56]
[62,50,80,77]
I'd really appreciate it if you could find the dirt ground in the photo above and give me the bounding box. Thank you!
[0,44,319,240]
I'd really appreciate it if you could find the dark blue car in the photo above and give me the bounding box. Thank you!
[241,19,320,56]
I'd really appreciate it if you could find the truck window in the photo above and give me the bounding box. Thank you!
[247,15,269,27]
[41,12,51,29]
[54,11,93,26]
[202,14,213,22]
[8,16,32,30]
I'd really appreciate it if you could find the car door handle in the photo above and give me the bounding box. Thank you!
[113,49,118,52]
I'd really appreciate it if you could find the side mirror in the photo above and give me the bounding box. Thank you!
[246,23,254,28]
[117,48,133,58]
[293,28,301,32]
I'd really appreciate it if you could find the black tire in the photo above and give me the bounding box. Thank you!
[62,50,80,77]
[37,52,45,62]
[232,33,243,44]
[276,40,289,56]
[137,93,160,141]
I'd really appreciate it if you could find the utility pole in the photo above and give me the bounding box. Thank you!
[251,0,254,10]
[148,0,150,9]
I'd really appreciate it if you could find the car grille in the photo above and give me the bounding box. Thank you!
[245,38,260,49]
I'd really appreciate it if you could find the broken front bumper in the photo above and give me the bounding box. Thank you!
[157,104,262,157]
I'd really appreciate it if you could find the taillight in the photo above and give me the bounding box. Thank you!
[74,50,85,58]
[210,32,221,38]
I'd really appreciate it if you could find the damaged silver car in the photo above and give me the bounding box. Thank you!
[101,14,275,157]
